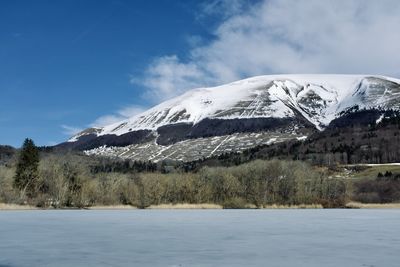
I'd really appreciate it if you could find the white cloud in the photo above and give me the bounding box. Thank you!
[136,55,212,101]
[138,0,400,101]
[61,125,83,136]
[90,115,123,128]
[90,105,147,127]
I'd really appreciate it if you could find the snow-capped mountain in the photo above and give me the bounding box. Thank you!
[61,74,400,162]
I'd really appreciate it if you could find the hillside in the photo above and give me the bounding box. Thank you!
[0,145,15,165]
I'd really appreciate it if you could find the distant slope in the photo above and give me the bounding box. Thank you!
[0,145,15,165]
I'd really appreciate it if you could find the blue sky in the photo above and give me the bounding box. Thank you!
[0,0,217,147]
[1,0,400,147]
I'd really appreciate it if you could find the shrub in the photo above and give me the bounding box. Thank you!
[222,197,250,209]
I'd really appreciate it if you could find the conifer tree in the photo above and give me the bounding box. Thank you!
[14,138,40,198]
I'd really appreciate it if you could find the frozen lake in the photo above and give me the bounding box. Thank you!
[0,209,399,267]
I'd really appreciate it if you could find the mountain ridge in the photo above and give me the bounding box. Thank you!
[70,74,400,140]
[61,74,400,162]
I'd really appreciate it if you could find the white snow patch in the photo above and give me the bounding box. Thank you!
[296,136,308,141]
[376,114,385,124]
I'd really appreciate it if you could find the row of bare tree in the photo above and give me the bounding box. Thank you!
[0,151,348,208]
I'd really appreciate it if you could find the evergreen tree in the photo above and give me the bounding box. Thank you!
[14,138,40,198]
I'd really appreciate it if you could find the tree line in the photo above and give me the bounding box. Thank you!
[0,138,348,208]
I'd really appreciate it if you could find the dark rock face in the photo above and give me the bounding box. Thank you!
[155,117,311,146]
[56,130,154,151]
[60,108,396,153]
[328,109,383,129]
[156,123,193,146]
[189,117,298,137]
[59,116,313,150]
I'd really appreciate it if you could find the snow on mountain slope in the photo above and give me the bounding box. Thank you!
[69,74,400,142]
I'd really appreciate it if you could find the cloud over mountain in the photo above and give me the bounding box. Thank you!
[139,0,400,101]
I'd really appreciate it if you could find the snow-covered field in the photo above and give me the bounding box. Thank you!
[84,131,302,162]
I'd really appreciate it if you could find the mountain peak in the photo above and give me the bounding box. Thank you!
[61,74,400,162]
[70,74,399,141]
